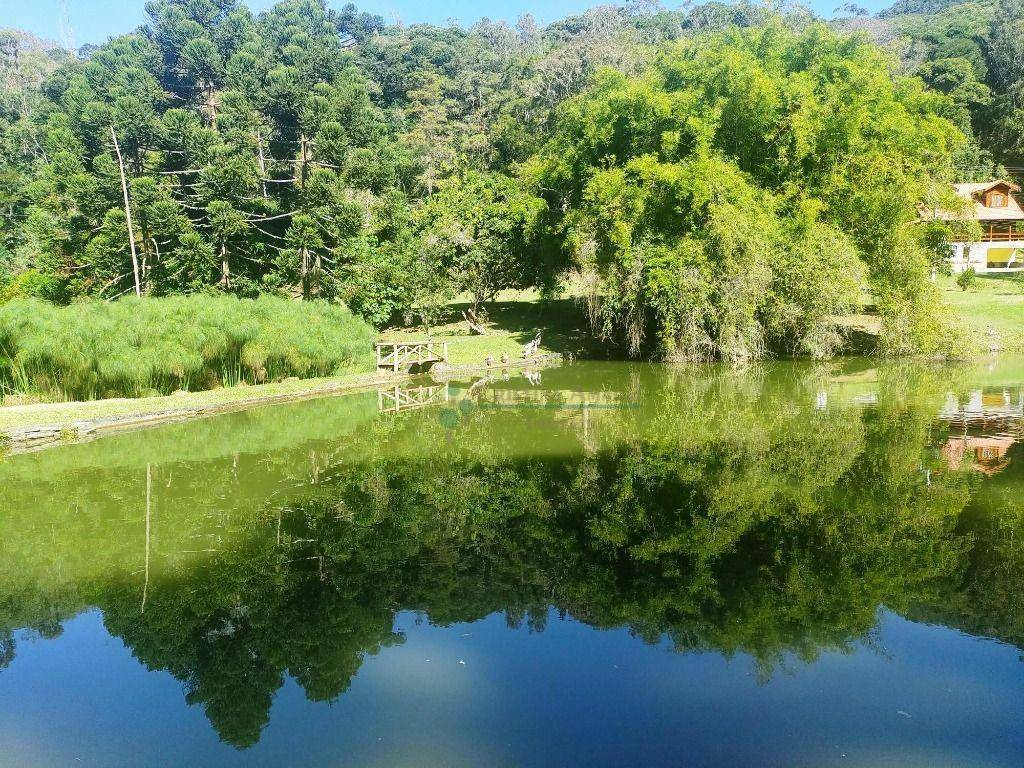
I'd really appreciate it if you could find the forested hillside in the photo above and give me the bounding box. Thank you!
[0,0,1015,361]
[855,0,1024,171]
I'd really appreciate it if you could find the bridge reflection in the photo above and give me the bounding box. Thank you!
[377,383,450,413]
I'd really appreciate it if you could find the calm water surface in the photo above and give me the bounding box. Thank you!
[1,359,1024,767]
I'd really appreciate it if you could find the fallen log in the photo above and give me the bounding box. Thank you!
[463,308,488,335]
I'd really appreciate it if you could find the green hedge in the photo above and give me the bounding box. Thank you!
[0,295,376,401]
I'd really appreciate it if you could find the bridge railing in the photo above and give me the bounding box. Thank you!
[375,341,449,372]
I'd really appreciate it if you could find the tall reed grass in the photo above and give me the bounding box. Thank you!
[0,296,376,401]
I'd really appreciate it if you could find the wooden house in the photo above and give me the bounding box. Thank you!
[927,180,1024,273]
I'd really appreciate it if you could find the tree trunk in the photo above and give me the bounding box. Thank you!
[299,133,309,189]
[301,245,310,300]
[220,242,230,289]
[314,250,322,298]
[110,124,142,297]
[138,207,150,295]
[206,80,218,128]
[463,307,487,335]
[256,127,268,199]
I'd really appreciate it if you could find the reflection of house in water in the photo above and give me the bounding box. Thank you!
[939,389,1024,423]
[813,369,1024,477]
[942,435,1015,475]
[938,388,1024,475]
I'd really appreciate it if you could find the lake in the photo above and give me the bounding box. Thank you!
[1,358,1023,767]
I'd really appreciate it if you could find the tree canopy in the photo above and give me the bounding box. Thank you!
[525,22,965,360]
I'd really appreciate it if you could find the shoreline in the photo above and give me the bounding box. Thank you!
[0,354,562,456]
[3,341,1017,456]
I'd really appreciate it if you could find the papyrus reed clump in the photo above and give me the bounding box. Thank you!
[0,295,376,401]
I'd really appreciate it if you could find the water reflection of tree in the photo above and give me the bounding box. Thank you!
[0,361,1022,747]
[0,630,14,671]
[96,428,971,743]
[910,466,1024,646]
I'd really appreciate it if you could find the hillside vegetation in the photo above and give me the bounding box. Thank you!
[0,0,1017,365]
[861,0,1024,174]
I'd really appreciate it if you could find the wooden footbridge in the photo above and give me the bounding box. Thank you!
[375,340,449,372]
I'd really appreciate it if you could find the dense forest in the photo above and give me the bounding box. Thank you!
[0,0,1022,361]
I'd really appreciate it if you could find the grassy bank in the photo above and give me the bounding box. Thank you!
[380,293,607,363]
[0,296,569,447]
[940,274,1024,353]
[0,370,396,441]
[0,295,376,402]
[9,280,1024,449]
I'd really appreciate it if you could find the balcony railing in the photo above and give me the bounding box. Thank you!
[980,225,1024,242]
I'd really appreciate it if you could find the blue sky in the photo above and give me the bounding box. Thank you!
[4,0,889,48]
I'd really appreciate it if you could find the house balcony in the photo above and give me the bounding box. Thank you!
[979,224,1024,242]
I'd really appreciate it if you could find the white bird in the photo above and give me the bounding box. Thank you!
[522,331,542,358]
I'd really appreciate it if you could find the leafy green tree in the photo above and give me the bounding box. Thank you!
[525,19,966,360]
[415,171,545,318]
[987,0,1024,163]
[207,200,248,289]
[165,230,219,291]
[0,0,1000,357]
[283,213,324,300]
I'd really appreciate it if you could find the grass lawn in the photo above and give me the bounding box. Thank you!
[939,273,1024,353]
[379,291,610,364]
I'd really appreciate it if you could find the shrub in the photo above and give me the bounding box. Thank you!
[956,268,977,291]
[0,295,376,401]
[0,269,67,304]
